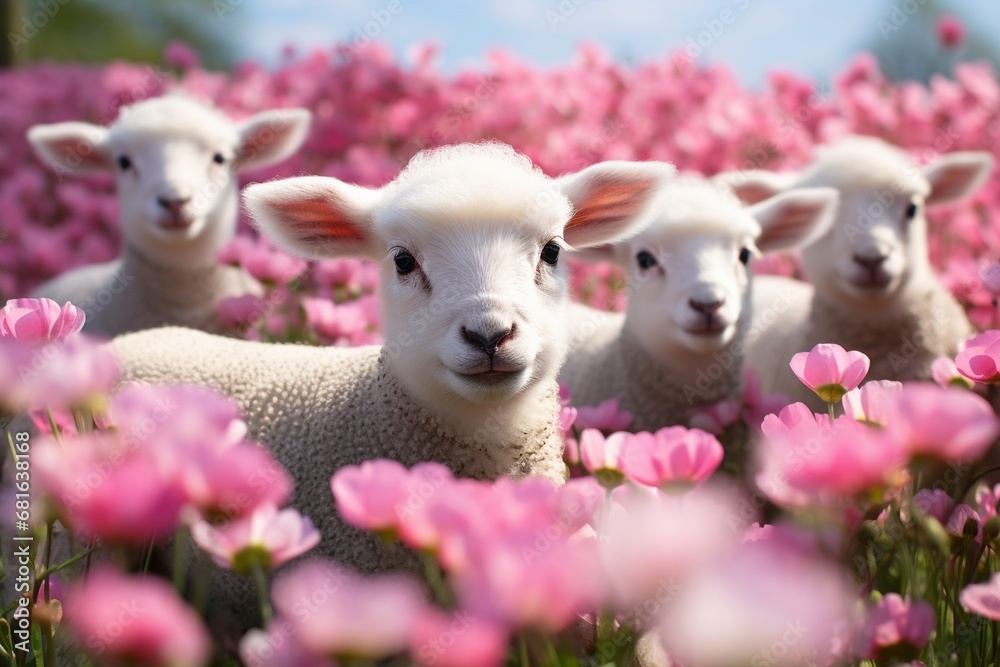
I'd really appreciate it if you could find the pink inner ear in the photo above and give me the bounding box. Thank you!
[760,203,819,247]
[274,195,367,243]
[44,136,107,169]
[566,179,654,231]
[730,183,782,205]
[928,164,983,204]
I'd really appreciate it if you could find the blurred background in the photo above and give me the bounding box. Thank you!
[2,0,999,84]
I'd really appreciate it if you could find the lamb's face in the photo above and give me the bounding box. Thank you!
[624,229,752,357]
[107,129,240,250]
[244,145,674,428]
[378,215,571,406]
[27,97,311,266]
[802,185,924,301]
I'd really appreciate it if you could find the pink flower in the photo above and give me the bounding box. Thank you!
[689,399,742,435]
[931,355,974,389]
[574,398,633,432]
[164,40,200,70]
[980,262,1000,295]
[884,383,999,463]
[218,294,266,328]
[191,504,320,574]
[620,426,724,489]
[956,330,1000,383]
[578,429,627,487]
[742,368,790,430]
[937,15,965,50]
[34,432,186,544]
[0,298,85,342]
[790,343,870,403]
[756,410,906,507]
[946,503,982,540]
[841,380,901,425]
[961,573,1000,620]
[272,560,427,660]
[240,626,336,667]
[409,610,509,667]
[859,594,935,660]
[64,567,210,667]
[907,488,955,524]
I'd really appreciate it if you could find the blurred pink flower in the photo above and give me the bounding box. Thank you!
[931,354,975,389]
[859,594,935,660]
[331,459,412,535]
[0,298,85,342]
[191,503,320,574]
[956,330,1000,383]
[64,567,210,667]
[841,379,901,425]
[164,40,200,70]
[946,503,982,541]
[272,560,427,660]
[937,15,966,50]
[961,572,1000,620]
[907,488,956,524]
[218,294,266,328]
[574,398,633,432]
[240,626,336,667]
[578,429,627,486]
[409,610,509,667]
[620,426,724,489]
[790,343,870,403]
[689,399,742,435]
[884,383,999,463]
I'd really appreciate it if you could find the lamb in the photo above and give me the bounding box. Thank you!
[719,136,993,408]
[109,142,673,630]
[560,176,838,432]
[26,94,311,337]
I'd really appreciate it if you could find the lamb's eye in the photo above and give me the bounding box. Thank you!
[394,251,416,275]
[905,202,918,219]
[117,155,132,171]
[636,250,658,270]
[541,241,561,266]
[739,248,751,265]
[213,152,226,165]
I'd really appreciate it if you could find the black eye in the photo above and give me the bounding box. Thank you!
[541,241,560,266]
[394,251,416,275]
[213,152,226,165]
[905,202,918,219]
[636,250,658,270]
[117,155,131,171]
[739,248,751,265]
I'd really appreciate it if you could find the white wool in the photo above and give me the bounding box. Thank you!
[800,136,930,196]
[27,95,312,337]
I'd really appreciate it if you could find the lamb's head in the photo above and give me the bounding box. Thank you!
[245,143,671,424]
[27,95,311,267]
[725,136,993,306]
[583,177,837,361]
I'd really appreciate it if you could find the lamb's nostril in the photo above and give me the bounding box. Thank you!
[689,298,724,315]
[157,196,191,212]
[461,325,515,355]
[853,254,887,271]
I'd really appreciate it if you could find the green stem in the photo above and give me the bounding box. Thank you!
[142,540,155,574]
[252,562,273,625]
[193,550,210,615]
[422,553,451,606]
[519,633,530,667]
[827,402,836,420]
[45,409,61,443]
[173,525,189,595]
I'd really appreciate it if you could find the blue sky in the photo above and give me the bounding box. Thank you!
[242,1,1000,88]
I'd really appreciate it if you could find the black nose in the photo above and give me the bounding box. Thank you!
[853,254,887,272]
[461,325,514,355]
[157,196,191,212]
[689,298,724,315]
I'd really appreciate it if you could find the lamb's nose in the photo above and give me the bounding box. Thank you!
[461,325,515,355]
[853,254,887,272]
[689,298,724,315]
[157,196,190,212]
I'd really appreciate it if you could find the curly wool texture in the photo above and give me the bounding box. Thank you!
[560,304,743,431]
[33,246,259,337]
[751,277,972,410]
[110,326,565,628]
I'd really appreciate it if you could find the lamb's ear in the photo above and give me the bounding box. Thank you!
[27,122,111,175]
[235,108,312,171]
[567,243,626,266]
[923,152,994,206]
[242,176,382,260]
[750,187,839,254]
[558,161,672,249]
[713,169,797,205]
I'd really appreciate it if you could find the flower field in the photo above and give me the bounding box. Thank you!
[4,35,1000,667]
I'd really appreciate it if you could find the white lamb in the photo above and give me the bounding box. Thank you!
[109,142,673,628]
[27,94,311,337]
[560,176,838,431]
[720,136,993,407]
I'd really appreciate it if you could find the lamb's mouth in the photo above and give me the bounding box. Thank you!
[158,215,194,231]
[454,369,524,385]
[849,274,893,291]
[683,322,728,337]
